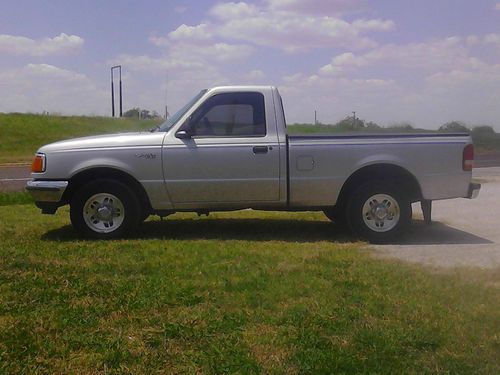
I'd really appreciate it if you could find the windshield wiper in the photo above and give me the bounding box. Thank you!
[149,125,161,133]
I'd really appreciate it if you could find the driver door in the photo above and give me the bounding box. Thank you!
[162,91,281,206]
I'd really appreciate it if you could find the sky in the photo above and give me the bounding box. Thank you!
[1,0,500,129]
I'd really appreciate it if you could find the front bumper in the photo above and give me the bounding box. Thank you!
[26,180,68,203]
[466,182,481,199]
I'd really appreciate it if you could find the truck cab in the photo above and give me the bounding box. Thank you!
[162,87,287,209]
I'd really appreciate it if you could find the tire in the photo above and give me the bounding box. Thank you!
[323,208,337,222]
[346,181,412,243]
[70,179,141,239]
[323,206,347,227]
[140,211,150,223]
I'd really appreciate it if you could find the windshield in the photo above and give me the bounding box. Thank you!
[158,89,208,131]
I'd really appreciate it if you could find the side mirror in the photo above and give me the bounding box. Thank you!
[175,130,191,139]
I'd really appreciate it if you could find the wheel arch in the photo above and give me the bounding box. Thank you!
[336,163,422,208]
[63,167,152,214]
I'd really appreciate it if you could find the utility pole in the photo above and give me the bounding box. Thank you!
[352,111,356,127]
[314,110,317,125]
[110,65,123,117]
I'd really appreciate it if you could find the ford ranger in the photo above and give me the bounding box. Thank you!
[26,86,480,242]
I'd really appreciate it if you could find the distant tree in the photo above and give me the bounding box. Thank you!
[123,108,140,118]
[387,122,414,130]
[335,116,365,131]
[365,121,381,129]
[140,109,151,119]
[151,110,162,120]
[124,108,163,119]
[439,121,469,133]
[471,125,496,134]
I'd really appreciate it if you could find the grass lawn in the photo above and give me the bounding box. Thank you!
[0,202,499,374]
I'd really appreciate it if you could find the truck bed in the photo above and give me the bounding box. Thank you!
[286,132,472,207]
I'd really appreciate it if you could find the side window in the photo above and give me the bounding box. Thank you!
[187,92,266,137]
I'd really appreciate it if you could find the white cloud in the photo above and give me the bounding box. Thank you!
[208,1,393,52]
[352,19,394,32]
[0,33,84,56]
[210,2,259,19]
[319,37,483,76]
[195,43,254,61]
[112,41,253,74]
[466,33,500,46]
[106,54,200,72]
[167,23,213,43]
[237,69,266,84]
[483,33,500,45]
[266,0,366,15]
[0,64,107,115]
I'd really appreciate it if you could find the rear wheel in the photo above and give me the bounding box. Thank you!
[346,181,411,243]
[70,179,141,239]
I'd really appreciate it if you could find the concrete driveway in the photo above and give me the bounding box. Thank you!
[374,167,500,269]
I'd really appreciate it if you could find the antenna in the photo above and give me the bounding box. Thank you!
[164,70,169,119]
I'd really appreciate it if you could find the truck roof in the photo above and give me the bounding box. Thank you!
[207,85,277,92]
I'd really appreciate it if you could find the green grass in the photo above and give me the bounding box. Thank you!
[287,123,441,134]
[0,191,33,206]
[0,203,499,373]
[0,113,159,164]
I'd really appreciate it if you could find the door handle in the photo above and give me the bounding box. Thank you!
[253,146,269,154]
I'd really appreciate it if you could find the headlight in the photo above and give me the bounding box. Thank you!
[31,153,46,173]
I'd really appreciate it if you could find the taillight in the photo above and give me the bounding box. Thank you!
[31,153,46,173]
[463,144,474,171]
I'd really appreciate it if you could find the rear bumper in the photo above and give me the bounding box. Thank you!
[26,180,68,203]
[466,182,481,199]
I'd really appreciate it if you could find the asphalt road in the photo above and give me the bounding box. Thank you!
[0,164,30,192]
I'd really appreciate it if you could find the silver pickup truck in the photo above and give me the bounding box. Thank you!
[27,86,480,242]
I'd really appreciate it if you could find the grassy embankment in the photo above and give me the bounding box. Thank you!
[0,113,159,164]
[1,113,499,164]
[0,199,499,373]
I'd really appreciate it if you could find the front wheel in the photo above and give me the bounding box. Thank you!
[346,181,412,243]
[70,179,141,239]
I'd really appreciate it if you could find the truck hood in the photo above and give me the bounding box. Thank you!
[38,132,166,153]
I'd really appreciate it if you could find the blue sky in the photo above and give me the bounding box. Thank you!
[1,0,500,129]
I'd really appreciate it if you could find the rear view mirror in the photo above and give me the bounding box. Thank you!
[175,130,191,139]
